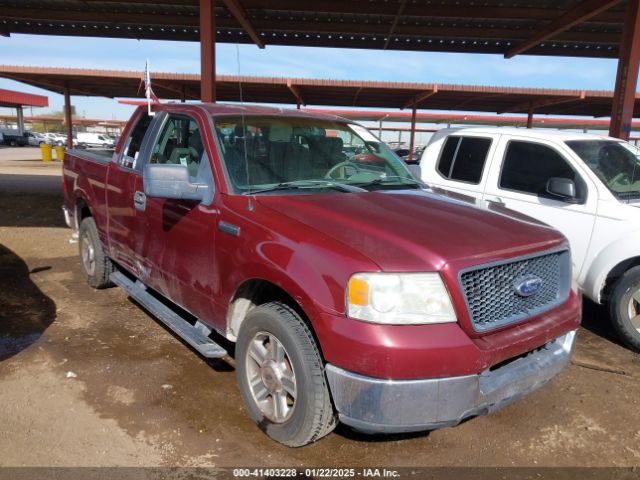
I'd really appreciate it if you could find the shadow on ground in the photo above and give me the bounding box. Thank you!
[581,298,626,348]
[0,243,57,361]
[0,192,64,228]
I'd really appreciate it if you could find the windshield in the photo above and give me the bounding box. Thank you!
[566,140,640,200]
[212,116,417,194]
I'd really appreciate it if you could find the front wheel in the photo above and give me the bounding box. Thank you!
[609,266,640,351]
[236,302,336,447]
[78,217,114,289]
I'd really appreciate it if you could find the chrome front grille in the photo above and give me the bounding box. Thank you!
[459,248,571,332]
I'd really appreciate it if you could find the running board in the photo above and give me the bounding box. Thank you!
[110,271,227,359]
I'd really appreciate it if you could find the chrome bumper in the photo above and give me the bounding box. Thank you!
[326,330,576,434]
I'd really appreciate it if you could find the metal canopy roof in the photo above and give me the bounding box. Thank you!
[305,109,640,129]
[0,0,630,59]
[1,65,638,117]
[0,87,48,108]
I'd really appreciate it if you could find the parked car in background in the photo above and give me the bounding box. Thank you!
[77,132,116,148]
[420,127,640,351]
[391,147,425,165]
[392,147,411,158]
[43,132,67,146]
[63,104,580,446]
[401,147,425,165]
[25,131,47,146]
[0,129,28,147]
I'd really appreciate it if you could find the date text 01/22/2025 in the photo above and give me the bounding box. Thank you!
[232,468,400,478]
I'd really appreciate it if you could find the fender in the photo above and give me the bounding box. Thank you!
[222,237,379,341]
[581,234,640,303]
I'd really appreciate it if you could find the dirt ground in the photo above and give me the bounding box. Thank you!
[1,147,639,470]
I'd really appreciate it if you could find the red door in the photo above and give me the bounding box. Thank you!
[133,111,223,329]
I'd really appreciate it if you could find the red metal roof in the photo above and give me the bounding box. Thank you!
[1,65,638,118]
[0,1,630,59]
[304,109,640,129]
[0,88,48,108]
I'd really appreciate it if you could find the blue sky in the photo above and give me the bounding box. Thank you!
[0,33,621,123]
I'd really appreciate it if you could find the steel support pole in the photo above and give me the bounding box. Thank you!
[200,0,216,103]
[408,101,417,162]
[378,119,383,138]
[609,0,640,140]
[16,106,24,135]
[64,87,73,148]
[527,102,534,128]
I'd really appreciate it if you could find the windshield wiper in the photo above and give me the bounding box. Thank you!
[245,180,366,195]
[353,176,428,189]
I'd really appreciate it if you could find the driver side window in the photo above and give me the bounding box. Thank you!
[151,114,206,180]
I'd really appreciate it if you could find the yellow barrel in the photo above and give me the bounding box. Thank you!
[40,143,53,162]
[54,145,65,160]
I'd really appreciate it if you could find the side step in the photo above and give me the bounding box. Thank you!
[110,271,227,359]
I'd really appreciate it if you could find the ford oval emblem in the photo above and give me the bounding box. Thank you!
[513,275,543,297]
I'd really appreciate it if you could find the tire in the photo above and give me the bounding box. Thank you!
[9,140,16,146]
[236,302,336,447]
[609,266,640,351]
[78,217,114,289]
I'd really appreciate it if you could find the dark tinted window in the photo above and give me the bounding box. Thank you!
[436,136,491,184]
[500,141,581,199]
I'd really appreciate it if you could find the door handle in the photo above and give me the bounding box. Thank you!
[485,195,505,206]
[133,191,146,211]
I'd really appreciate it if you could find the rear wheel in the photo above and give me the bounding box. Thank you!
[78,217,114,289]
[236,302,336,447]
[609,266,640,351]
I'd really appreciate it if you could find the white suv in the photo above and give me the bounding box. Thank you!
[419,127,640,350]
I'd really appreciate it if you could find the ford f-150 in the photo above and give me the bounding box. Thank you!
[63,104,580,446]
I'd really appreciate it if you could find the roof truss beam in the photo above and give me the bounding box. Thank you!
[286,79,305,106]
[401,87,438,110]
[383,0,407,50]
[505,0,624,58]
[221,0,265,48]
[498,91,587,114]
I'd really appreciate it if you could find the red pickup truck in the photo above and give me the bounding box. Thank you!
[62,103,580,447]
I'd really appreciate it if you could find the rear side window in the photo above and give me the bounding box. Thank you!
[436,136,492,184]
[119,112,152,169]
[500,141,583,200]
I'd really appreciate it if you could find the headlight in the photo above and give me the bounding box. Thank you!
[347,273,457,325]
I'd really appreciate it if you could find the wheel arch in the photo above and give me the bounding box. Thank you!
[582,236,640,303]
[601,256,640,302]
[226,278,325,358]
[75,196,92,222]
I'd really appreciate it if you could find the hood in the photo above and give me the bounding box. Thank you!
[256,188,566,272]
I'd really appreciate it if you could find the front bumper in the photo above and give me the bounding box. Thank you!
[325,329,576,434]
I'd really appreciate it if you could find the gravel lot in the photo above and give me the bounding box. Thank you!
[0,147,639,472]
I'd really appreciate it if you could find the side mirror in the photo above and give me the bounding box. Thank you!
[407,164,422,179]
[546,177,577,201]
[143,163,209,202]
